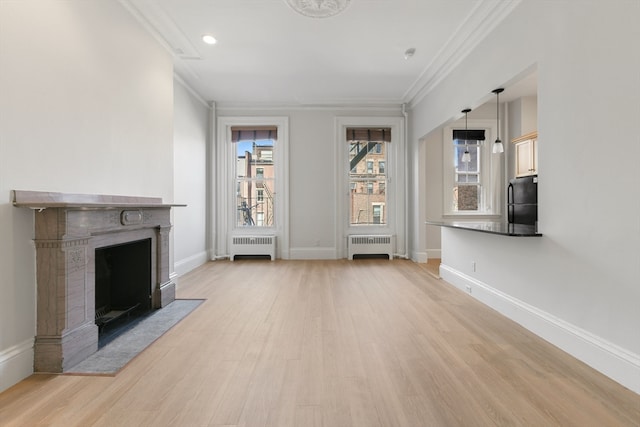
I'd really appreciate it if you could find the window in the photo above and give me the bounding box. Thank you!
[233,128,275,227]
[216,117,289,260]
[372,204,384,224]
[367,160,374,174]
[443,121,500,215]
[347,127,390,225]
[260,150,273,161]
[337,116,405,259]
[454,131,482,211]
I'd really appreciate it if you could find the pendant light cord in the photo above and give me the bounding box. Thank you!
[492,88,505,153]
[461,108,471,164]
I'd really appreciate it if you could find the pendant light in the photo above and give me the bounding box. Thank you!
[492,88,505,154]
[461,108,471,163]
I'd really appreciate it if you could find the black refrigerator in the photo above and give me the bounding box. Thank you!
[508,176,538,225]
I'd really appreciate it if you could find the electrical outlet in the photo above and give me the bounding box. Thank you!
[471,261,476,272]
[466,285,472,294]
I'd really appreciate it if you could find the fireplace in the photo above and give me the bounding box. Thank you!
[95,238,152,331]
[12,190,184,372]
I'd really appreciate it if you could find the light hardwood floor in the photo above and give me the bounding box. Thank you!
[1,260,638,426]
[424,258,441,279]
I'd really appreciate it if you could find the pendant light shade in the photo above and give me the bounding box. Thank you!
[492,141,504,153]
[461,108,471,163]
[492,88,505,154]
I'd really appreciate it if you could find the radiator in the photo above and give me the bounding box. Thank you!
[348,235,394,260]
[230,236,276,261]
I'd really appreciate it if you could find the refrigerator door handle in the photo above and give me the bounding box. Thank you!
[507,183,514,223]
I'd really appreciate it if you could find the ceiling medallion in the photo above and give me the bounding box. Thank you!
[285,0,351,18]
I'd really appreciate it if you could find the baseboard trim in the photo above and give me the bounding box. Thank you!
[412,251,428,263]
[0,338,34,393]
[288,247,337,260]
[175,251,209,276]
[426,249,442,259]
[440,264,640,395]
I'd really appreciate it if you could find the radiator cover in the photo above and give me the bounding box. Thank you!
[230,236,276,261]
[348,235,394,260]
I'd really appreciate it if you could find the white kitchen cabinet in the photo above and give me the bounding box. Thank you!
[513,131,538,177]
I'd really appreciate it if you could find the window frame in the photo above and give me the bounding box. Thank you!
[234,142,274,228]
[348,133,390,226]
[443,119,500,217]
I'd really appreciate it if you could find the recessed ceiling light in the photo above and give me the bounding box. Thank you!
[202,34,217,45]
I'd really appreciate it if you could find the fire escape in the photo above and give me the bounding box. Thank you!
[256,181,274,226]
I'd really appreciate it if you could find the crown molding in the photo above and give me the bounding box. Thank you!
[119,0,203,83]
[404,0,523,109]
[214,101,403,113]
[174,73,211,109]
[118,0,173,55]
[118,0,201,59]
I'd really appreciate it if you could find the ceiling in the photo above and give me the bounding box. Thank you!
[121,0,527,107]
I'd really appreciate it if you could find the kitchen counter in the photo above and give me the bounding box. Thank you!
[426,220,542,237]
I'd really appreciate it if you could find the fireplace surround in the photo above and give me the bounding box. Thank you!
[12,190,184,372]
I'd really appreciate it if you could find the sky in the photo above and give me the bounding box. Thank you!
[236,140,274,157]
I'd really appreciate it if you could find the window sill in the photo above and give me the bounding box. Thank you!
[442,213,502,219]
[233,228,277,233]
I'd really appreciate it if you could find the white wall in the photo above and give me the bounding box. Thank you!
[508,96,537,140]
[173,79,210,275]
[409,0,640,393]
[422,130,443,259]
[0,1,174,392]
[277,110,334,257]
[507,96,538,180]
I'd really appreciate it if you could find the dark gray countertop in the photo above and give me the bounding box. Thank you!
[426,220,541,237]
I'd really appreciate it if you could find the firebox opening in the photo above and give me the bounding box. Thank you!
[95,238,152,335]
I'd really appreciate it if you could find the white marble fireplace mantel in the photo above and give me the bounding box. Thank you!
[12,190,185,372]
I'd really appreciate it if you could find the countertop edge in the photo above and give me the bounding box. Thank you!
[426,220,542,237]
